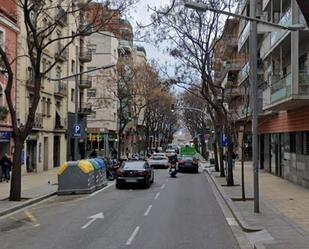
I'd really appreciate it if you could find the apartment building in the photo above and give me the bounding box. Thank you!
[15,1,91,172]
[230,0,309,188]
[214,18,251,159]
[0,0,18,159]
[86,31,119,157]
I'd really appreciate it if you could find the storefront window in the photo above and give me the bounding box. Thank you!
[303,132,309,155]
[290,132,296,153]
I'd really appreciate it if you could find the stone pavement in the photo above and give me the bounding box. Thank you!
[0,168,58,215]
[208,161,309,249]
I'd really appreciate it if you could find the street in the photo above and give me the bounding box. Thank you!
[0,169,240,249]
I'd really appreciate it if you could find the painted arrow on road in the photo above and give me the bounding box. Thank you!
[81,212,104,229]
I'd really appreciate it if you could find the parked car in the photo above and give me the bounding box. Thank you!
[178,156,199,173]
[115,161,154,188]
[165,149,176,158]
[147,154,169,169]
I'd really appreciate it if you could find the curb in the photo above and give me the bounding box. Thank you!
[205,169,263,233]
[0,191,57,217]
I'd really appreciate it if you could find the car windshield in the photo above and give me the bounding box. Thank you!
[182,157,193,161]
[123,161,145,170]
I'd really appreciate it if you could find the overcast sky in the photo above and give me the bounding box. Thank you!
[128,0,175,71]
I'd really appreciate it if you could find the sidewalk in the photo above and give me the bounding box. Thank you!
[0,168,58,215]
[207,161,309,249]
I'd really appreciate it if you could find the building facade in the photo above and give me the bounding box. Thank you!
[221,0,309,188]
[0,0,18,159]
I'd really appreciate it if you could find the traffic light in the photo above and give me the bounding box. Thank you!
[171,104,175,112]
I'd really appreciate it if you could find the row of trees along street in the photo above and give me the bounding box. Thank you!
[0,0,179,201]
[0,0,138,201]
[140,0,246,187]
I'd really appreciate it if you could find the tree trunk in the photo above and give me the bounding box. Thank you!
[212,141,219,172]
[218,142,225,177]
[193,137,199,153]
[226,144,234,186]
[9,139,23,201]
[200,134,207,160]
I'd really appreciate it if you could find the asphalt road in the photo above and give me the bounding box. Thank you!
[0,168,240,249]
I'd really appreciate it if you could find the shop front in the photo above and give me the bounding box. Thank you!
[0,131,12,158]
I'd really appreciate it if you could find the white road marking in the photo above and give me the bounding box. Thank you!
[89,182,115,197]
[126,226,140,245]
[154,192,160,200]
[226,217,238,226]
[81,212,104,229]
[144,205,152,216]
[24,210,40,226]
[160,184,166,190]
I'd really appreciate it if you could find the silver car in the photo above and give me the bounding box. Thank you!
[148,153,169,169]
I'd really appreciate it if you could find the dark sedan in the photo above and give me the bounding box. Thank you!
[115,161,154,188]
[178,156,199,173]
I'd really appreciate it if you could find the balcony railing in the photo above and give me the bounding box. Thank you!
[263,0,271,11]
[238,22,250,50]
[79,102,92,115]
[80,75,92,89]
[299,72,309,95]
[270,8,292,47]
[79,48,92,63]
[56,6,67,26]
[238,62,249,84]
[54,81,67,97]
[54,43,68,62]
[119,40,133,50]
[270,73,292,103]
[33,113,43,129]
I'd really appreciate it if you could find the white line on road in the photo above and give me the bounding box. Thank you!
[89,182,115,197]
[81,212,104,229]
[160,184,166,189]
[126,226,140,245]
[154,192,160,200]
[144,205,152,216]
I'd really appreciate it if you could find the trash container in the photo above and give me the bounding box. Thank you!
[57,160,96,195]
[88,159,107,190]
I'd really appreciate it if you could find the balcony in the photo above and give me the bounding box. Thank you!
[54,81,67,97]
[56,6,67,26]
[224,87,246,99]
[55,112,67,130]
[79,48,92,63]
[33,113,43,129]
[260,8,292,59]
[119,40,133,51]
[79,75,92,89]
[263,0,271,11]
[263,72,309,111]
[79,102,92,115]
[238,22,250,51]
[238,62,249,84]
[54,43,68,62]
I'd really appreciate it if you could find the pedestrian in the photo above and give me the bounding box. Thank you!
[89,149,97,158]
[0,153,12,183]
[111,148,117,160]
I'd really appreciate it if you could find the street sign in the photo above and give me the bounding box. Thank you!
[220,133,228,148]
[74,124,81,137]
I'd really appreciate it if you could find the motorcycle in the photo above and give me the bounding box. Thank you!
[169,163,177,177]
[107,160,120,180]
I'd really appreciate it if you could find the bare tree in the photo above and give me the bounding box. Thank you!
[145,0,237,185]
[0,0,137,201]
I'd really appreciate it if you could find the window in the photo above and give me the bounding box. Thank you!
[42,59,47,73]
[0,29,4,49]
[87,89,96,98]
[71,60,75,73]
[303,132,309,155]
[0,84,3,106]
[42,97,46,115]
[46,61,51,79]
[47,98,51,117]
[296,132,303,154]
[290,132,296,153]
[56,66,61,79]
[71,89,75,102]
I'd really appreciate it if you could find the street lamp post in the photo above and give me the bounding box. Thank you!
[184,0,305,213]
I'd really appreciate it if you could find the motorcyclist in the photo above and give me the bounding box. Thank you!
[168,153,178,172]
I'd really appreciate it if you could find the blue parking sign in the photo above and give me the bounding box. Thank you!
[220,133,228,148]
[74,124,81,137]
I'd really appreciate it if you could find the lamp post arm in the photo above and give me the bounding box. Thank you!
[184,1,304,31]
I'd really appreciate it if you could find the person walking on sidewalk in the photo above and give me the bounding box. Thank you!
[0,153,12,183]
